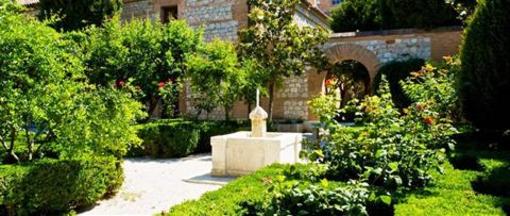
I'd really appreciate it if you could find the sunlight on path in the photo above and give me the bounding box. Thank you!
[79,154,234,216]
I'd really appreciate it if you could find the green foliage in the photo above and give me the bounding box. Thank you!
[317,80,456,189]
[38,0,122,31]
[134,120,200,158]
[330,0,383,32]
[130,120,249,157]
[0,6,144,163]
[308,94,340,123]
[84,18,202,118]
[375,58,425,109]
[186,39,246,120]
[239,0,328,120]
[165,164,287,216]
[0,156,123,215]
[243,180,370,216]
[401,57,460,121]
[330,0,461,32]
[459,0,510,131]
[195,120,249,153]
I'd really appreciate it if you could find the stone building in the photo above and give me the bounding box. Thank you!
[18,0,463,125]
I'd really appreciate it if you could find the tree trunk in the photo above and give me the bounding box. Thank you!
[268,81,275,122]
[224,106,230,121]
[8,128,20,164]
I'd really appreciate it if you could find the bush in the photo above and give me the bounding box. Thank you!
[0,156,122,215]
[134,120,200,158]
[459,0,510,131]
[129,119,248,158]
[242,180,371,216]
[0,2,144,163]
[374,58,425,109]
[196,121,249,153]
[316,81,456,189]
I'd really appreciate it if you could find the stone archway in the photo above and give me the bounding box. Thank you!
[324,44,382,81]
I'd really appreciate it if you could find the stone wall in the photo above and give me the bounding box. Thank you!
[184,0,248,41]
[122,0,157,20]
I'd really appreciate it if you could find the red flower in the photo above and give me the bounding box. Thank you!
[325,79,335,87]
[158,81,166,90]
[423,116,435,125]
[116,79,125,88]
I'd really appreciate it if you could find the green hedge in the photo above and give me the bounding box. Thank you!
[0,156,123,215]
[130,119,249,158]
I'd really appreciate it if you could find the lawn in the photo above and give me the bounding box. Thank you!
[165,149,510,216]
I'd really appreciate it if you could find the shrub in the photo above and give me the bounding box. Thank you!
[0,2,144,163]
[135,120,200,158]
[0,156,122,215]
[375,58,425,109]
[241,180,371,216]
[130,120,248,157]
[459,0,510,131]
[316,81,455,189]
[196,121,249,153]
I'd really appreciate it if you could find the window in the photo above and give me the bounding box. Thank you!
[332,0,342,5]
[161,6,178,23]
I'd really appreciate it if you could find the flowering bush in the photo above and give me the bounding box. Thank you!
[312,79,456,189]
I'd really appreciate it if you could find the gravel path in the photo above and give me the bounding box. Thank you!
[79,154,234,216]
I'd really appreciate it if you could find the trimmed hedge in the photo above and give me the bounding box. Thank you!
[0,156,123,215]
[130,119,249,158]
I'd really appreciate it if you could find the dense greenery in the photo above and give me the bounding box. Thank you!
[0,2,142,214]
[0,2,144,163]
[0,156,123,215]
[239,0,328,121]
[186,40,246,120]
[83,17,202,118]
[38,0,122,31]
[374,59,425,109]
[129,120,249,158]
[458,0,510,131]
[166,153,510,215]
[330,0,462,32]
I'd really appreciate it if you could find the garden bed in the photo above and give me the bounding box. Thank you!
[164,150,510,216]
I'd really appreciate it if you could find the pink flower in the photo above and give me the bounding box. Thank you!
[116,79,125,88]
[158,81,165,90]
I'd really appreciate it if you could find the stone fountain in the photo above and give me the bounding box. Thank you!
[211,89,303,176]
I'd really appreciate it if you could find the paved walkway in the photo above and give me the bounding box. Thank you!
[79,154,234,216]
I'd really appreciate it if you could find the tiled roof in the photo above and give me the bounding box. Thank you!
[17,0,39,6]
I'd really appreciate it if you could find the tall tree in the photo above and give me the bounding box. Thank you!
[38,0,122,31]
[459,0,510,131]
[186,39,246,121]
[239,0,328,121]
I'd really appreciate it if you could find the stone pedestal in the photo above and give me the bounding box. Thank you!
[211,132,302,176]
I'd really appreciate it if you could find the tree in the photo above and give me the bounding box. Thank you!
[239,0,329,121]
[84,18,202,118]
[330,0,461,32]
[0,3,144,163]
[38,0,122,31]
[330,0,382,32]
[326,61,371,108]
[459,0,510,131]
[186,39,246,121]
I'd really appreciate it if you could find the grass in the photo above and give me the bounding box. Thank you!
[164,142,510,215]
[163,164,287,216]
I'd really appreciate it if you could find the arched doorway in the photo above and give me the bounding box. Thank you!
[325,60,371,108]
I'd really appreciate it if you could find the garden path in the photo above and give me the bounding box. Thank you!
[79,154,234,216]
